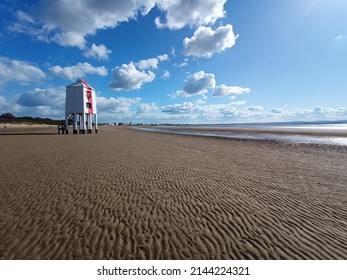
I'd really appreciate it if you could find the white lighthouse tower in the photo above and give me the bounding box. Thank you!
[65,79,98,134]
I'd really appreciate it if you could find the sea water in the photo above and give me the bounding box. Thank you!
[132,122,347,146]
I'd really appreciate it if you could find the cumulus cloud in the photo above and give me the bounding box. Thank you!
[109,63,155,91]
[3,87,67,119]
[136,54,168,70]
[295,106,347,118]
[110,55,168,91]
[156,0,227,29]
[246,106,263,111]
[231,100,247,106]
[49,62,108,80]
[97,96,141,120]
[173,71,251,100]
[158,105,347,123]
[159,101,241,122]
[17,87,65,108]
[0,96,17,113]
[9,0,228,51]
[0,57,46,86]
[135,55,165,71]
[162,70,171,79]
[271,108,283,114]
[35,0,156,48]
[136,58,160,70]
[162,102,197,114]
[200,104,239,119]
[183,24,238,58]
[52,31,86,48]
[177,71,216,97]
[83,43,111,60]
[8,11,50,42]
[213,84,250,98]
[161,100,226,115]
[97,96,141,112]
[137,102,160,114]
[157,54,169,62]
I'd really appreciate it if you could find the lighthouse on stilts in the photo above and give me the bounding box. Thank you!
[64,79,98,134]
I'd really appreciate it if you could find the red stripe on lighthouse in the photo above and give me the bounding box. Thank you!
[87,89,93,114]
[82,80,93,114]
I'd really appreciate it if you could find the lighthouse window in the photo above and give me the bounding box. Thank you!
[86,103,92,108]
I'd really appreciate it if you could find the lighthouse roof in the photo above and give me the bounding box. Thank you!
[66,79,95,90]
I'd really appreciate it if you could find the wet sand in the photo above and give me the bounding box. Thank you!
[0,126,347,259]
[146,124,347,137]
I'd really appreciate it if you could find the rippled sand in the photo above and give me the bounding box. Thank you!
[0,126,346,259]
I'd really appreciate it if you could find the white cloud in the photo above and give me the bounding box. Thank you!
[0,96,15,112]
[0,87,66,119]
[175,58,188,68]
[173,71,251,100]
[158,101,243,123]
[245,106,263,111]
[171,47,176,56]
[49,62,108,80]
[97,96,141,112]
[231,100,247,106]
[176,62,187,68]
[109,63,155,91]
[36,0,156,48]
[17,87,65,108]
[334,34,347,42]
[162,102,197,114]
[0,57,46,86]
[83,43,111,60]
[199,104,239,119]
[110,55,168,91]
[177,71,216,97]
[137,102,160,114]
[156,0,227,29]
[271,108,283,114]
[136,54,169,70]
[184,24,238,58]
[333,34,347,55]
[157,54,169,62]
[96,96,141,120]
[162,70,171,79]
[51,31,86,48]
[213,84,250,98]
[295,106,346,117]
[10,1,228,51]
[15,11,35,24]
[196,99,206,105]
[161,100,238,117]
[136,58,160,70]
[8,10,51,42]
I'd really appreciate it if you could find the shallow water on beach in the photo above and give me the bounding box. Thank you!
[133,123,347,146]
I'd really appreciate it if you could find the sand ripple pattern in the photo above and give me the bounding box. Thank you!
[1,126,347,259]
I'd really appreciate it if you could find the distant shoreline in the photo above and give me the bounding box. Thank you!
[132,123,347,146]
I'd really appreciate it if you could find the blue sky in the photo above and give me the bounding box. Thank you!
[0,0,347,124]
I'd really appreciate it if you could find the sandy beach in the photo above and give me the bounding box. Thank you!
[0,126,347,259]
